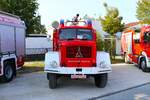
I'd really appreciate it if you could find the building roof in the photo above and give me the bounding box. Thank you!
[125,21,142,28]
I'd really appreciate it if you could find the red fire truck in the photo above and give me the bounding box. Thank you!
[121,25,150,72]
[44,18,111,89]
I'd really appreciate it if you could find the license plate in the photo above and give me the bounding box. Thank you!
[71,74,87,79]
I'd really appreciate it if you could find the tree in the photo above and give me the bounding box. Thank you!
[100,3,124,35]
[136,0,150,24]
[0,0,47,34]
[96,32,104,51]
[99,3,124,59]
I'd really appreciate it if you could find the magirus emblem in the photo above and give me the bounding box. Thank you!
[75,47,83,58]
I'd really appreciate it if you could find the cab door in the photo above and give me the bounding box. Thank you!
[132,30,142,63]
[143,31,150,56]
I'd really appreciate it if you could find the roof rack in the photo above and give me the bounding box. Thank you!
[0,11,20,19]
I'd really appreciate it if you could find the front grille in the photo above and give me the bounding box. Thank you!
[66,46,92,58]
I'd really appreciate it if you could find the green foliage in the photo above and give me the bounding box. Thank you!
[96,33,116,59]
[104,37,116,60]
[96,32,104,51]
[136,0,150,24]
[100,4,124,35]
[0,0,47,34]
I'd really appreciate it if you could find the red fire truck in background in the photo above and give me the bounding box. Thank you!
[121,25,150,72]
[44,16,111,89]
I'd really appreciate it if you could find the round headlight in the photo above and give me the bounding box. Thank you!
[99,61,107,68]
[50,61,58,68]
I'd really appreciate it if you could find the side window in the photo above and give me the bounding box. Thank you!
[133,30,140,44]
[144,32,150,42]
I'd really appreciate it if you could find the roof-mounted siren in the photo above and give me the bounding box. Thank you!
[60,19,64,27]
[87,20,92,27]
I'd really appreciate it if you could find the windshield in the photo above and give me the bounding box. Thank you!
[59,28,93,40]
[144,32,150,42]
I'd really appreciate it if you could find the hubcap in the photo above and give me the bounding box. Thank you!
[5,66,13,79]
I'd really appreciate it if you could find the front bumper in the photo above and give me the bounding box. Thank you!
[44,66,111,75]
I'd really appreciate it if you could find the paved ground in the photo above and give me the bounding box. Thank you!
[0,64,150,100]
[99,83,150,100]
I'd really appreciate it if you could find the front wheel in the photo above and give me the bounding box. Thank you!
[94,73,108,88]
[47,73,57,89]
[2,63,14,82]
[140,58,150,72]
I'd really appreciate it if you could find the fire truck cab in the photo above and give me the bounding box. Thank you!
[121,25,150,72]
[45,19,111,89]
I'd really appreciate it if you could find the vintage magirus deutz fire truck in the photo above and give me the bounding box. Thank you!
[45,17,111,89]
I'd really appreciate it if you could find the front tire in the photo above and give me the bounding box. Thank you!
[47,73,57,89]
[94,73,108,88]
[2,63,14,82]
[140,58,150,72]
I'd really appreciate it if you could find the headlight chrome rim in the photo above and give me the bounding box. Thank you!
[99,61,107,68]
[50,61,58,68]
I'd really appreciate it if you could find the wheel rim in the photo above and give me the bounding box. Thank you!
[5,66,13,79]
[141,60,146,69]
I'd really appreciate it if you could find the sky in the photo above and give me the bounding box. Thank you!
[38,0,139,29]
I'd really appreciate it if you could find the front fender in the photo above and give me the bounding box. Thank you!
[96,51,111,68]
[44,51,60,70]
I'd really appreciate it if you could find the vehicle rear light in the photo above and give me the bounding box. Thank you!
[17,55,24,67]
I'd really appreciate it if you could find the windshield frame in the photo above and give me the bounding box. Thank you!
[59,28,93,41]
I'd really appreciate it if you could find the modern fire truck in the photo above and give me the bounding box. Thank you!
[0,11,26,82]
[45,16,111,89]
[121,25,150,72]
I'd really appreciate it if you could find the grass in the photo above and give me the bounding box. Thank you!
[24,61,44,67]
[18,61,44,74]
[111,59,124,64]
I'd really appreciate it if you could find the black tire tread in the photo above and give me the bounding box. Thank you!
[1,62,14,82]
[94,73,108,88]
[48,73,57,89]
[140,58,150,72]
